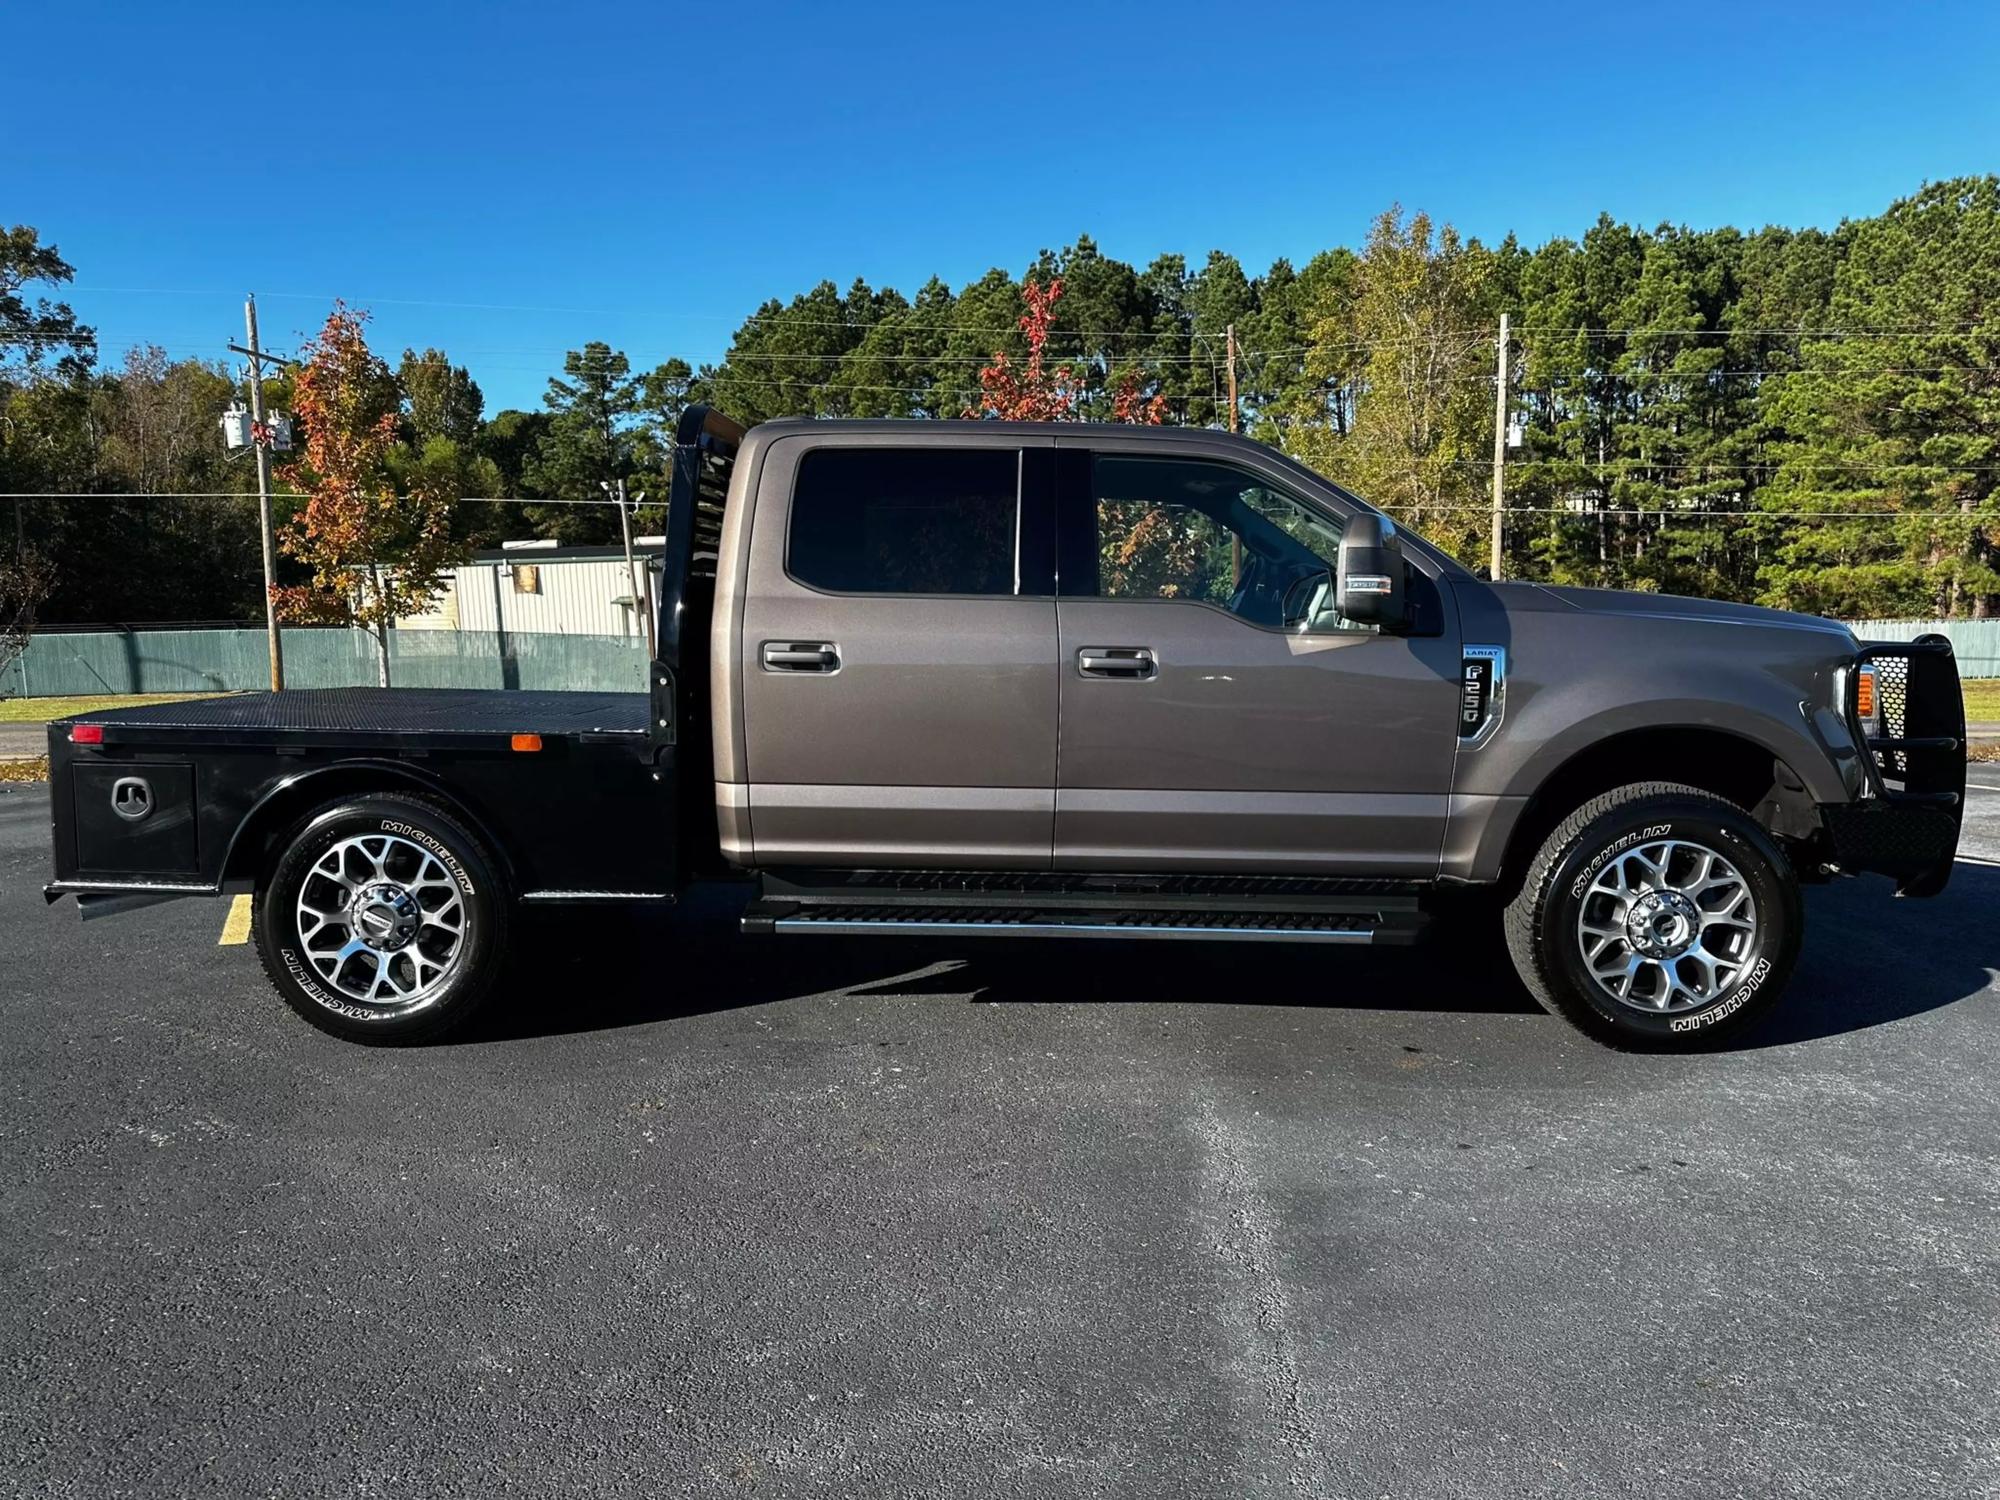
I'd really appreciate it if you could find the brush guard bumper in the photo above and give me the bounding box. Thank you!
[1821,634,1966,897]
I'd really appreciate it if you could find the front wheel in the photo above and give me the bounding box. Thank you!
[1503,782,1802,1050]
[253,792,509,1045]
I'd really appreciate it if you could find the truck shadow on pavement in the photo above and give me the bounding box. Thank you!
[465,861,2000,1051]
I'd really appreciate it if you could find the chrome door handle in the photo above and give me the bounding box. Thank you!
[761,641,840,672]
[1077,647,1156,679]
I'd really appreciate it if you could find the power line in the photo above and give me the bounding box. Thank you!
[9,323,1991,351]
[1496,506,1978,518]
[1443,459,2000,472]
[0,502,624,516]
[711,345,1310,365]
[56,286,1996,340]
[66,286,621,316]
[5,487,1991,517]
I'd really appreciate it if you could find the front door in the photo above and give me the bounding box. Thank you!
[1053,444,1462,875]
[738,436,1059,868]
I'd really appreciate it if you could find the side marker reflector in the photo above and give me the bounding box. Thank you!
[69,724,104,744]
[511,733,543,752]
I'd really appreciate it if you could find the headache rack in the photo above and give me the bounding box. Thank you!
[650,404,745,753]
[1835,634,1966,896]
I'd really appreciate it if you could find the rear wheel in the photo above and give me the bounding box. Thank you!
[253,792,509,1045]
[1503,782,1802,1049]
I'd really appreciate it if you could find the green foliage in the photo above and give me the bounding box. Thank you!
[397,348,484,446]
[0,224,93,379]
[1299,207,1499,562]
[1757,179,2000,618]
[477,408,549,495]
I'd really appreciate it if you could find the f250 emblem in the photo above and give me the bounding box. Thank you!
[1459,645,1506,745]
[1459,660,1492,736]
[110,776,154,822]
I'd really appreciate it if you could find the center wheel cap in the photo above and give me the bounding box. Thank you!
[1625,889,1701,959]
[352,882,421,951]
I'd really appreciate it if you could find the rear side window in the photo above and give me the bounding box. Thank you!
[788,448,1019,595]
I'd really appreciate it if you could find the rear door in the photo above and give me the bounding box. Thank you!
[1053,440,1462,874]
[738,434,1059,868]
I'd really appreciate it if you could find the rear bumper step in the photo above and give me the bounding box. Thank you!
[742,897,1420,945]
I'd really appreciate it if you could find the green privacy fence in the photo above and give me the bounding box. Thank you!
[1848,619,2000,677]
[1,627,649,698]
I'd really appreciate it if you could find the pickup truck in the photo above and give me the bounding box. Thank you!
[42,407,1967,1051]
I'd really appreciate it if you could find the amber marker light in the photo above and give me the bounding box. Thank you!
[1854,669,1875,720]
[511,733,543,752]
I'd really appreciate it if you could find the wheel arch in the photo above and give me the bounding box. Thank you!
[221,761,518,894]
[1496,724,1821,895]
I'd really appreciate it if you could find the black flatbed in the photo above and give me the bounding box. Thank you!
[57,688,650,748]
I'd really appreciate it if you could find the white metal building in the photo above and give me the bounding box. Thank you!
[397,540,666,639]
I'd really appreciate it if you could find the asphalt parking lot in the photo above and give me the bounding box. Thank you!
[4,773,1999,1498]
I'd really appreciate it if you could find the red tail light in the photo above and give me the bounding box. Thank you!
[68,724,104,745]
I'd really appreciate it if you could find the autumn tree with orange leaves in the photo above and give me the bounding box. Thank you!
[966,277,1165,424]
[967,276,1186,591]
[275,306,466,687]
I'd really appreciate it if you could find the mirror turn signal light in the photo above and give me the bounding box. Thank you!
[510,733,543,752]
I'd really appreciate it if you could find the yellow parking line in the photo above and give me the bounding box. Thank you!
[218,893,254,946]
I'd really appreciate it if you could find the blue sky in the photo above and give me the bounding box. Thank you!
[8,1,1998,410]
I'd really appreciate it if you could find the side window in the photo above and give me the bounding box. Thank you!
[1088,456,1352,630]
[789,448,1019,595]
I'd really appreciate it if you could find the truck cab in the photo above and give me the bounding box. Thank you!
[45,407,1967,1051]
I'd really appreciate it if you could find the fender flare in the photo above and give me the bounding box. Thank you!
[220,759,518,892]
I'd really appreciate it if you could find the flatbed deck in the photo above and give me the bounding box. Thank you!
[57,688,649,747]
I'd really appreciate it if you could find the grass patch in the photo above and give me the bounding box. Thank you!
[1963,679,2000,723]
[0,692,225,724]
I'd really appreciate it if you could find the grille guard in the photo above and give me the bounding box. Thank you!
[1834,634,1966,896]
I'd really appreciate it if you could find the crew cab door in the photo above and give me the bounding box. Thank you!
[1052,441,1462,875]
[737,434,1059,868]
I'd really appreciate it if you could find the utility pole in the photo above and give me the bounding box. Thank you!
[243,295,285,690]
[1489,311,1510,582]
[1226,322,1242,586]
[607,478,655,656]
[1224,322,1240,434]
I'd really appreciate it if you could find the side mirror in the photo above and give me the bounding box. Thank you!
[1336,511,1406,628]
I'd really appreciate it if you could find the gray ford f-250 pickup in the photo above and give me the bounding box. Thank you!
[43,407,1967,1050]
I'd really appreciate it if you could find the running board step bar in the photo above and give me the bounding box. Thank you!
[741,898,1422,945]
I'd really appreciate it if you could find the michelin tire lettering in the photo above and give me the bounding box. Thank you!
[379,819,475,895]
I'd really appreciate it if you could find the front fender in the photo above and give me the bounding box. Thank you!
[1451,596,1857,807]
[1487,693,1852,808]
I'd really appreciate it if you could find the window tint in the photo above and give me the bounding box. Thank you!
[1089,456,1348,629]
[789,448,1019,595]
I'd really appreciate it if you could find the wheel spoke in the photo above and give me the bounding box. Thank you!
[295,831,470,1012]
[1573,837,1760,1018]
[422,899,464,933]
